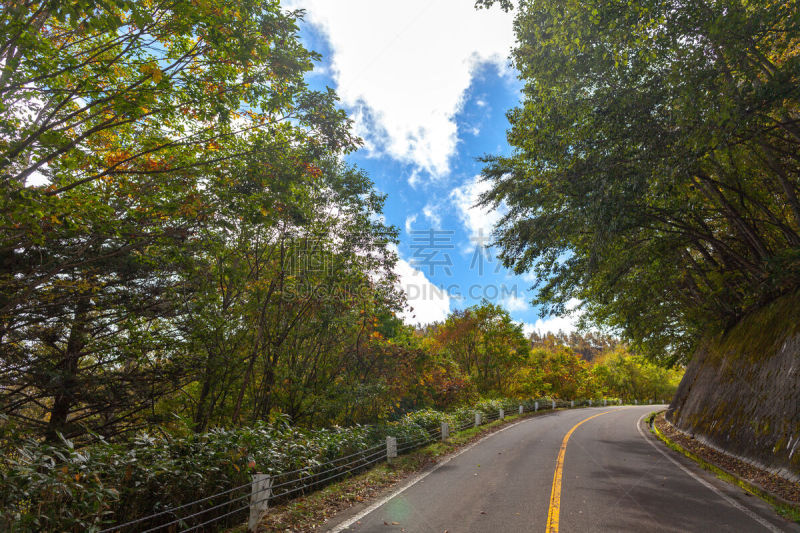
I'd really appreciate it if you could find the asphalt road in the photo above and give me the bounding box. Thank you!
[326,406,798,533]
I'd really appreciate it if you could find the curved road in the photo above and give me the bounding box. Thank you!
[325,406,797,532]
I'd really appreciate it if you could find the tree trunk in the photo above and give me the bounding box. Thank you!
[44,302,87,442]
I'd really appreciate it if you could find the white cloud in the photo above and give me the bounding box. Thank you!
[528,315,578,335]
[307,64,330,77]
[394,257,451,325]
[349,105,378,154]
[422,203,442,229]
[521,299,584,336]
[407,168,422,188]
[450,174,505,251]
[286,1,514,178]
[404,214,417,234]
[500,293,528,312]
[520,322,537,338]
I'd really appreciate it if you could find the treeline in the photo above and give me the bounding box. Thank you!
[420,302,681,405]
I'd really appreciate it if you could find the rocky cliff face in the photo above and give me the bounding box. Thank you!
[668,293,800,481]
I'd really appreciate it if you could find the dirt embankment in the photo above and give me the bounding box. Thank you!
[668,292,800,482]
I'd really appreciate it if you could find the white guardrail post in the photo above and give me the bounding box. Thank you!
[441,422,449,441]
[248,474,272,533]
[535,401,539,412]
[475,412,482,427]
[552,399,556,410]
[519,404,524,415]
[588,399,592,407]
[499,408,504,420]
[386,436,397,464]
[603,399,607,407]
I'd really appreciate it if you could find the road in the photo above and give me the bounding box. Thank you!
[325,406,798,532]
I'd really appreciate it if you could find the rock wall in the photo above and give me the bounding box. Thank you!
[668,293,800,481]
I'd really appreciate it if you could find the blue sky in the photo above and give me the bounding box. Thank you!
[287,1,580,334]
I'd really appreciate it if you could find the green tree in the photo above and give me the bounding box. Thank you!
[530,347,594,399]
[0,0,356,440]
[433,301,529,394]
[478,0,800,363]
[592,347,683,401]
[175,146,405,430]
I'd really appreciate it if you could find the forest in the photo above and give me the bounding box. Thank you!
[0,0,685,530]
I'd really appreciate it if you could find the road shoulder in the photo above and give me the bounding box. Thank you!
[651,412,800,524]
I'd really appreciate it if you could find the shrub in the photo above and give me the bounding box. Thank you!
[473,398,507,415]
[0,422,384,532]
[399,408,455,430]
[0,398,534,531]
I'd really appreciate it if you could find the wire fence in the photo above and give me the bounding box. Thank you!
[99,397,662,532]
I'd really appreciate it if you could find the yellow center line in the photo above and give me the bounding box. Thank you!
[545,409,622,533]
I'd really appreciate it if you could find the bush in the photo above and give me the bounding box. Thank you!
[450,407,478,425]
[398,408,455,430]
[0,397,536,532]
[0,422,385,532]
[0,437,116,532]
[473,398,507,415]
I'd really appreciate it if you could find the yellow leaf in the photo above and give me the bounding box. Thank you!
[139,62,163,84]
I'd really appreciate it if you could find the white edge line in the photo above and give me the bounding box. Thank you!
[327,416,536,532]
[636,413,783,533]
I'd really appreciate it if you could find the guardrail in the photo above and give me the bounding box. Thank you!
[99,397,664,532]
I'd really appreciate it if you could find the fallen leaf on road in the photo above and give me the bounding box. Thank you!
[480,511,487,515]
